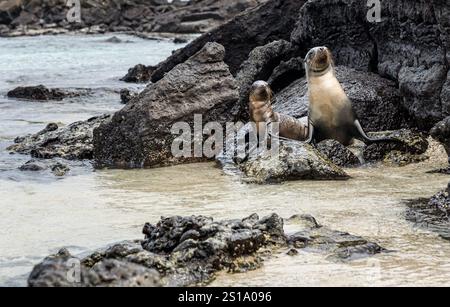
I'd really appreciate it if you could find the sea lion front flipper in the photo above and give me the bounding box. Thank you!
[353,119,398,144]
[304,120,315,144]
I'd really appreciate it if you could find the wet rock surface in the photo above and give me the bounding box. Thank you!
[0,0,264,37]
[94,42,239,168]
[8,115,110,160]
[7,85,82,101]
[241,141,350,184]
[28,213,385,287]
[363,129,429,165]
[120,64,156,83]
[406,184,450,241]
[233,39,296,119]
[316,139,361,167]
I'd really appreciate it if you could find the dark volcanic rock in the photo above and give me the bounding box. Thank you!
[28,213,286,287]
[28,248,162,287]
[94,42,239,169]
[406,184,450,241]
[291,0,449,130]
[286,215,386,262]
[0,0,22,25]
[51,162,70,177]
[28,213,384,287]
[120,64,156,83]
[19,159,47,171]
[234,40,296,119]
[151,0,307,82]
[274,66,412,132]
[430,116,450,160]
[363,129,429,164]
[316,139,361,167]
[1,0,263,37]
[7,85,74,101]
[8,115,110,160]
[241,141,349,184]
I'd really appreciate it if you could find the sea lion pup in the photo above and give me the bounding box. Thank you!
[233,81,308,163]
[249,80,308,142]
[304,46,394,145]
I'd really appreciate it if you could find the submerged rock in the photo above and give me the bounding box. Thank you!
[316,139,361,167]
[363,129,429,164]
[8,115,110,160]
[28,213,385,287]
[94,42,239,168]
[292,0,449,130]
[7,85,78,101]
[406,184,450,241]
[51,162,70,177]
[241,141,349,184]
[120,64,156,83]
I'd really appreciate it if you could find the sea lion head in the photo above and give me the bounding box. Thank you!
[305,46,334,75]
[249,80,273,103]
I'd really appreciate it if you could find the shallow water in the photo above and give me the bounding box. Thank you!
[1,35,450,287]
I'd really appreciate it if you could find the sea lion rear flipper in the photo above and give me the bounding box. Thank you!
[353,119,398,144]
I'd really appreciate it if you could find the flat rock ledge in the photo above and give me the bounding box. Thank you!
[28,213,385,287]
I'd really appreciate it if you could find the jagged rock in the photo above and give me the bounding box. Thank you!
[8,115,110,160]
[316,139,361,167]
[120,64,156,83]
[94,42,239,168]
[28,248,161,287]
[28,213,384,287]
[274,66,412,132]
[28,213,286,287]
[241,141,349,184]
[363,129,429,164]
[151,0,307,82]
[406,183,450,241]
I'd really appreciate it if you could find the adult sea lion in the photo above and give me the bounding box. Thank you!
[304,46,394,145]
